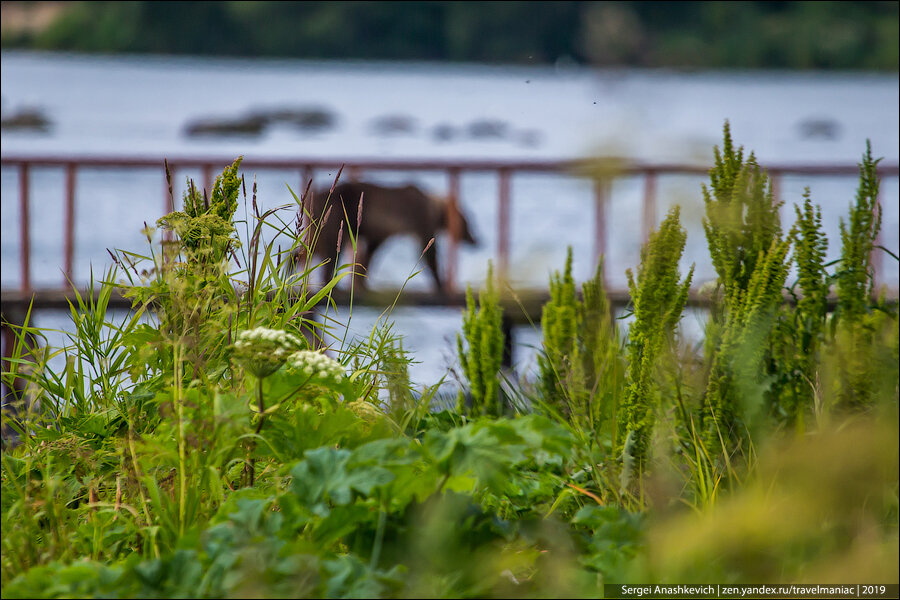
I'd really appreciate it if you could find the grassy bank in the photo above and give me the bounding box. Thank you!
[1,125,897,597]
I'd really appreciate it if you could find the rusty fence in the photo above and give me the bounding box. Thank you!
[2,155,898,299]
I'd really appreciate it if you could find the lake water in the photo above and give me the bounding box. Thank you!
[2,51,898,386]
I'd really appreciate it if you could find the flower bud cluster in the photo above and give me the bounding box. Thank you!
[233,327,303,378]
[348,399,381,422]
[285,350,345,385]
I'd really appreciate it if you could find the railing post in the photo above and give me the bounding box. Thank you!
[19,162,31,292]
[770,170,782,206]
[497,168,511,280]
[445,168,462,293]
[770,170,786,228]
[203,163,213,197]
[642,170,657,244]
[63,162,77,284]
[593,178,610,285]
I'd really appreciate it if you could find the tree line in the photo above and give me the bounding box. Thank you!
[2,1,898,70]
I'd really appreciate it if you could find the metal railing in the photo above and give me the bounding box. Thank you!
[2,154,898,298]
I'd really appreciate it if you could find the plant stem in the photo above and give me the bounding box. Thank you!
[255,377,265,435]
[126,428,159,557]
[247,375,265,487]
[370,498,387,569]
[175,343,186,537]
[435,472,450,494]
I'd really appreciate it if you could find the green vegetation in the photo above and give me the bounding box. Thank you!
[539,250,623,432]
[538,248,580,417]
[620,207,693,471]
[2,126,898,597]
[2,1,898,70]
[700,125,791,456]
[457,262,505,418]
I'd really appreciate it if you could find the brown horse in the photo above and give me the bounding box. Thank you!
[291,181,476,292]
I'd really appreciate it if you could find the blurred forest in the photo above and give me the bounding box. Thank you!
[2,1,898,70]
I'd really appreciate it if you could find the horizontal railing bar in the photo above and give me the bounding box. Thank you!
[2,155,898,177]
[3,287,896,325]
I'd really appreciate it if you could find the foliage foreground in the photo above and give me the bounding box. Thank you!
[2,127,898,597]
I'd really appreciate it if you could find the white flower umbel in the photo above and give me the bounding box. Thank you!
[233,327,304,378]
[285,350,345,385]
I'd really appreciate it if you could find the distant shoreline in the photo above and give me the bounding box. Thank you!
[2,1,897,71]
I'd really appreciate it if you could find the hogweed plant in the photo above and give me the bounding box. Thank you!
[231,327,304,485]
